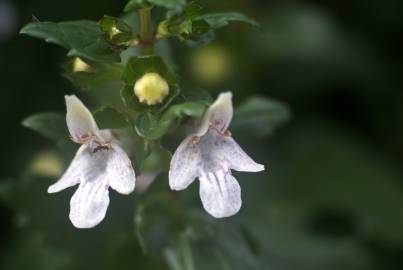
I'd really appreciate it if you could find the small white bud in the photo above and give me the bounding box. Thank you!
[134,72,169,105]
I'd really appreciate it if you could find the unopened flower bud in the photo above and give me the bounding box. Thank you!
[72,57,92,73]
[109,26,122,39]
[156,20,170,39]
[134,72,169,105]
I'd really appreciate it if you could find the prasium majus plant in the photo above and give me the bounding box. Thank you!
[20,1,289,229]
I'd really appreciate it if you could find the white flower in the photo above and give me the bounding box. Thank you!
[169,92,264,218]
[48,95,136,228]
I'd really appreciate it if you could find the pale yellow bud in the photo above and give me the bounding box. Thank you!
[134,72,170,105]
[156,20,170,39]
[72,57,92,73]
[110,26,122,39]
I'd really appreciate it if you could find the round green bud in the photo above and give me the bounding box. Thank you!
[134,72,170,105]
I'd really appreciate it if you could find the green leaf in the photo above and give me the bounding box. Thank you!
[181,2,204,19]
[232,96,290,137]
[98,16,135,46]
[158,9,259,46]
[21,112,77,158]
[93,106,130,129]
[199,12,260,29]
[134,113,159,139]
[183,29,214,47]
[20,21,121,63]
[161,218,261,270]
[157,2,210,42]
[162,100,206,119]
[141,145,172,173]
[157,5,260,47]
[149,0,186,10]
[134,192,186,254]
[163,233,196,270]
[122,55,177,85]
[63,59,124,91]
[21,112,78,159]
[124,0,149,12]
[180,88,213,104]
[124,0,186,12]
[22,112,68,142]
[121,55,179,112]
[135,101,207,140]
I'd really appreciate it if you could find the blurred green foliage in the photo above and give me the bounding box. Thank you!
[1,0,403,269]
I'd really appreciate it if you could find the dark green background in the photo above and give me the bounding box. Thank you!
[1,0,403,269]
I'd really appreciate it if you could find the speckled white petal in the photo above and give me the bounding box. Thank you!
[65,95,100,142]
[107,143,136,195]
[199,171,241,218]
[169,136,201,191]
[195,92,233,136]
[217,135,265,172]
[47,144,88,193]
[69,178,110,229]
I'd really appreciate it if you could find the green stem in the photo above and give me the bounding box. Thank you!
[138,5,154,55]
